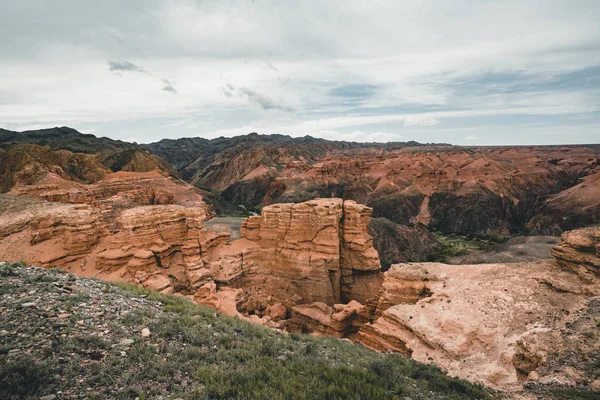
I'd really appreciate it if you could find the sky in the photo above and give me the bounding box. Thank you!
[1,0,599,145]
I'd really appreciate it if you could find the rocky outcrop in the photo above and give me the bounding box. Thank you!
[552,226,600,282]
[8,169,211,215]
[286,300,367,337]
[236,199,382,311]
[0,196,224,294]
[0,194,383,336]
[355,231,600,388]
[357,260,597,386]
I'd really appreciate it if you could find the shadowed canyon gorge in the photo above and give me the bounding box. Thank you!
[1,127,599,397]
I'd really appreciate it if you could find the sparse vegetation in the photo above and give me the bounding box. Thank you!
[1,263,493,400]
[546,387,600,400]
[432,232,500,261]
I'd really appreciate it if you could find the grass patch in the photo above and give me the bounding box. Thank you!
[432,232,502,261]
[107,281,492,399]
[0,358,54,399]
[547,387,600,400]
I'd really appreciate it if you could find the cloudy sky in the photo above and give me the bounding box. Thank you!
[1,0,599,145]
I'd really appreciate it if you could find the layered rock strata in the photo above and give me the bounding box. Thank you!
[551,226,600,282]
[356,230,600,387]
[0,195,383,334]
[237,199,382,309]
[2,187,599,390]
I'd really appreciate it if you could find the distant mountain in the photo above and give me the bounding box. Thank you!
[0,127,177,191]
[143,132,439,182]
[0,127,139,155]
[3,126,599,236]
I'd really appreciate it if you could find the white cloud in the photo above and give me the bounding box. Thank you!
[403,115,440,127]
[0,1,599,144]
[466,135,479,141]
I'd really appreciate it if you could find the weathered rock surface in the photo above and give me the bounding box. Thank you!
[2,168,599,393]
[0,196,223,294]
[236,199,382,311]
[9,169,208,212]
[552,226,600,282]
[356,232,600,388]
[0,127,177,184]
[527,171,600,235]
[150,134,599,236]
[0,194,382,335]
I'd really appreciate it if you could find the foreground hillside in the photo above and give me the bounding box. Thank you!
[0,262,490,400]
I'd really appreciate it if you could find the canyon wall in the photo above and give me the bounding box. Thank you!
[0,192,384,332]
[230,199,382,325]
[356,229,600,387]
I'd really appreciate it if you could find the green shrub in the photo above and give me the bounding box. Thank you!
[0,358,53,399]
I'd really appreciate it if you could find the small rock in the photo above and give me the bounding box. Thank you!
[528,371,540,381]
[118,338,134,346]
[141,328,151,338]
[58,313,71,319]
[22,302,36,308]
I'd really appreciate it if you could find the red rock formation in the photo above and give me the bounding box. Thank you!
[356,231,600,387]
[182,143,600,236]
[9,169,208,210]
[527,171,600,235]
[551,226,600,283]
[287,300,368,337]
[3,178,599,390]
[0,194,383,335]
[236,199,382,312]
[0,197,224,293]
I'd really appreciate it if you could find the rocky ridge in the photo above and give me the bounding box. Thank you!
[0,129,177,195]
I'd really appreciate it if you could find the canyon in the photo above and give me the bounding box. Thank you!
[1,187,599,390]
[1,127,599,395]
[145,134,600,237]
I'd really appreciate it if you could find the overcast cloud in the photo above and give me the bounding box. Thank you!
[0,0,599,144]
